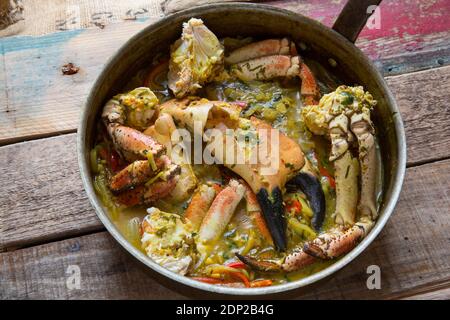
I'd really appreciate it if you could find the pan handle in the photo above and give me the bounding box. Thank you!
[332,0,382,43]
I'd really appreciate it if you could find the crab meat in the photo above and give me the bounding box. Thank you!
[102,87,159,130]
[141,207,196,275]
[168,18,224,98]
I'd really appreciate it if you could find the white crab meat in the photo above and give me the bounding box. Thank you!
[141,207,196,275]
[168,18,224,98]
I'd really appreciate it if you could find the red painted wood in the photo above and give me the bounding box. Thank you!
[269,0,450,61]
[270,0,450,37]
[359,0,450,39]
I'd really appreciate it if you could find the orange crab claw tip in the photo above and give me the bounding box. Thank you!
[256,187,287,251]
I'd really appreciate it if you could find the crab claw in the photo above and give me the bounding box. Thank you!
[235,253,281,273]
[159,98,306,252]
[286,172,326,231]
[256,187,287,251]
[282,248,316,272]
[303,218,374,259]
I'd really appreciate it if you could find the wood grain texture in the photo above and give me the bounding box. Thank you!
[269,0,450,75]
[0,232,187,299]
[386,66,450,165]
[161,0,254,14]
[0,0,449,144]
[401,285,450,300]
[1,65,449,251]
[1,0,449,299]
[0,22,151,145]
[0,134,102,250]
[1,158,449,299]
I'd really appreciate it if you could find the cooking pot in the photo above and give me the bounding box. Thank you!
[78,0,406,295]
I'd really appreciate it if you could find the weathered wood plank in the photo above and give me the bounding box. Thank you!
[1,65,450,251]
[0,0,449,144]
[0,232,187,299]
[0,22,152,145]
[386,66,450,165]
[401,285,450,300]
[0,134,102,250]
[269,0,450,66]
[2,158,449,299]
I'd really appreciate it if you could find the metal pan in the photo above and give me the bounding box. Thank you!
[78,0,406,295]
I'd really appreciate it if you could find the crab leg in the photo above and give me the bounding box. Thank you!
[242,182,273,244]
[107,124,165,162]
[299,62,320,105]
[303,218,374,259]
[351,113,378,220]
[329,114,360,226]
[110,160,154,193]
[184,184,217,231]
[115,162,180,206]
[197,179,246,251]
[231,55,300,82]
[226,38,320,104]
[334,152,360,226]
[235,253,281,273]
[282,248,316,272]
[225,38,296,65]
[236,246,316,273]
[109,155,172,193]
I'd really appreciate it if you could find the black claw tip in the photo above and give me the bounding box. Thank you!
[256,187,287,251]
[287,172,326,231]
[235,253,280,273]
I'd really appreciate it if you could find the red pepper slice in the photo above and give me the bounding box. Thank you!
[319,167,336,189]
[98,147,109,161]
[109,150,121,172]
[228,271,250,288]
[286,199,302,214]
[250,279,273,288]
[191,277,225,285]
[225,261,246,269]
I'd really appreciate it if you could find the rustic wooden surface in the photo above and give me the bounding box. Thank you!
[1,158,449,299]
[1,0,449,300]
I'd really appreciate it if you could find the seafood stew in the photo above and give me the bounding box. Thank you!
[90,18,383,288]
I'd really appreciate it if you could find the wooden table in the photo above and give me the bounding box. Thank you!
[1,0,449,300]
